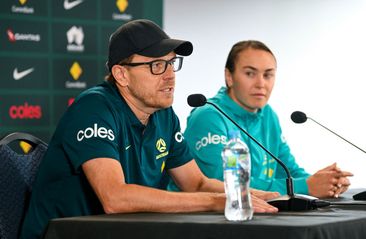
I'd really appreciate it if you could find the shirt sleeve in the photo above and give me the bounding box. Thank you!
[274,138,310,194]
[248,107,310,195]
[184,107,229,180]
[61,93,120,172]
[250,175,309,195]
[254,110,310,195]
[164,109,194,170]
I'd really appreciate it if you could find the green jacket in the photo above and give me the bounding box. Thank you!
[173,87,310,195]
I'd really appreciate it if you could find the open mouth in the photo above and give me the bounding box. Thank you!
[161,87,174,92]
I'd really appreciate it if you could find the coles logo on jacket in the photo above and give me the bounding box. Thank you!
[195,132,227,150]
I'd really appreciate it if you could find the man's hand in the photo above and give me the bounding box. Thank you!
[307,163,353,198]
[250,188,280,200]
[250,189,279,213]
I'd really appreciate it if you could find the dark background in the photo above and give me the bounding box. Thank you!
[0,0,163,143]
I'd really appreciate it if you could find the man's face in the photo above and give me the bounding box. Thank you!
[226,48,276,112]
[118,52,177,112]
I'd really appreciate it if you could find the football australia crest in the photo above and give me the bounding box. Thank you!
[156,138,169,160]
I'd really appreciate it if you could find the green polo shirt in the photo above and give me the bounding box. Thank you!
[20,81,193,239]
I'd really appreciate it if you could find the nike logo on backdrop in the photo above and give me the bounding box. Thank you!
[64,0,84,10]
[13,68,34,80]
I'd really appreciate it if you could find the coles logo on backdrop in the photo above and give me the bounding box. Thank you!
[8,102,42,119]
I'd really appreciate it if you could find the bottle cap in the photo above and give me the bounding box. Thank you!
[228,130,240,140]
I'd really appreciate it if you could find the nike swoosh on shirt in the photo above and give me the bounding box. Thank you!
[63,0,84,10]
[125,145,131,150]
[13,68,34,80]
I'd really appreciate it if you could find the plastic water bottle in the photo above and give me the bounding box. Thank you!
[222,131,253,221]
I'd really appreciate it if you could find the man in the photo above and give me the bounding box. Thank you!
[20,21,278,239]
[177,40,352,198]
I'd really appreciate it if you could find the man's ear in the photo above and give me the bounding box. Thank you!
[111,65,128,87]
[225,68,233,88]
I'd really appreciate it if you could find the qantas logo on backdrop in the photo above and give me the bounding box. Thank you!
[195,132,227,150]
[77,124,115,142]
[8,102,42,119]
[7,29,41,42]
[66,26,84,52]
[13,67,34,80]
[64,0,84,10]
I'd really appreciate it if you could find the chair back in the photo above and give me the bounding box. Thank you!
[0,132,48,239]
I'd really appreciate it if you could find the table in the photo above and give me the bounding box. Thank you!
[43,190,366,239]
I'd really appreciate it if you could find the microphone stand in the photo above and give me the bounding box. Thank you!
[292,111,366,200]
[206,102,323,211]
[307,116,366,154]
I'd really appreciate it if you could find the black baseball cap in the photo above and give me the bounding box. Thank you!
[106,19,193,71]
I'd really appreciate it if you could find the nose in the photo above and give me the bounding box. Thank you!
[255,75,265,88]
[163,63,175,79]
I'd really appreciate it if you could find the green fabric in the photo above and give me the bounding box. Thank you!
[168,87,309,195]
[20,81,193,239]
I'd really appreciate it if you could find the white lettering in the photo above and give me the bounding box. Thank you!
[107,129,115,141]
[67,44,84,52]
[84,127,93,139]
[14,33,40,42]
[195,132,227,151]
[65,81,87,89]
[76,124,115,142]
[174,132,184,143]
[77,130,84,141]
[112,13,132,20]
[98,127,107,138]
[11,5,35,14]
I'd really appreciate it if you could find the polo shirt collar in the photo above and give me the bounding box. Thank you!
[107,81,156,129]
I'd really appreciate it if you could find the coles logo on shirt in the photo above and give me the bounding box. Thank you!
[77,123,115,142]
[174,131,184,143]
[195,132,227,151]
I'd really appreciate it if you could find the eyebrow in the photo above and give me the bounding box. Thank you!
[242,66,276,72]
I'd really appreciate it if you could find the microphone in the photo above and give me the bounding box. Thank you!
[188,94,330,211]
[291,111,366,154]
[291,111,366,201]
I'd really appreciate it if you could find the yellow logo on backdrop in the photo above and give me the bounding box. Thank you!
[69,62,83,80]
[116,0,128,12]
[19,0,27,5]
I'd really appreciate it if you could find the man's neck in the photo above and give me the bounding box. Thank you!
[118,88,153,126]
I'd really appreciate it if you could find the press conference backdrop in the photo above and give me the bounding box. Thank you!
[0,0,162,142]
[165,0,366,188]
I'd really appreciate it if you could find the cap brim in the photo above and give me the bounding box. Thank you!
[138,39,193,58]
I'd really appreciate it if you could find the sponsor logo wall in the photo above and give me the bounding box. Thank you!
[0,0,163,142]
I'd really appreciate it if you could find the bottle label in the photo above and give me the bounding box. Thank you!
[227,155,237,168]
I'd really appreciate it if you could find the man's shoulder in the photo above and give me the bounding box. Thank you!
[73,82,122,110]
